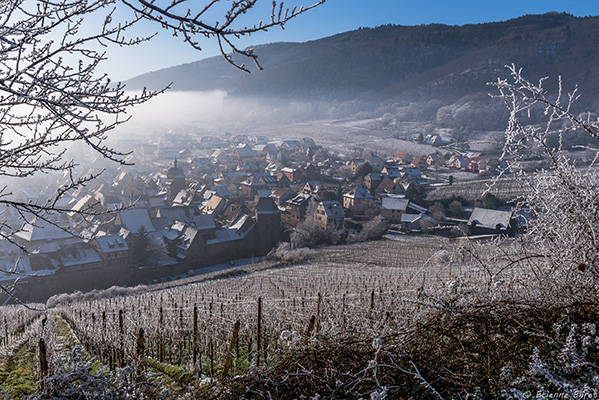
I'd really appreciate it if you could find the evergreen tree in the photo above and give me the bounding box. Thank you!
[130,226,151,266]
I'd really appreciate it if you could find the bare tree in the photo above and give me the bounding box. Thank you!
[122,0,328,72]
[486,64,599,298]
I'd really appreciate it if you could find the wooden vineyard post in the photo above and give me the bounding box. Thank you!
[159,306,164,363]
[38,338,48,389]
[135,328,145,383]
[369,289,375,320]
[304,315,316,344]
[342,293,346,326]
[178,306,183,365]
[221,320,240,380]
[119,310,125,367]
[193,305,198,372]
[316,292,322,333]
[256,297,262,367]
[209,338,214,379]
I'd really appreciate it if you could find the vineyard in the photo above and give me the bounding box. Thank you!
[0,236,590,399]
[0,237,484,398]
[426,175,529,202]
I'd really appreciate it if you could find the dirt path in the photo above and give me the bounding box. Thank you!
[0,318,43,399]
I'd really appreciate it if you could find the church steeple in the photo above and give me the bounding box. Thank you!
[166,159,186,205]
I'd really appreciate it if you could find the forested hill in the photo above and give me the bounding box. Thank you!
[126,12,599,118]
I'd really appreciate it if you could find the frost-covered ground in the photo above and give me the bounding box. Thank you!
[243,119,442,158]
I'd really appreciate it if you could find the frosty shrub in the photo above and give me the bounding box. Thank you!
[267,242,315,264]
[353,216,389,242]
[290,209,346,248]
[472,65,599,303]
[503,322,599,399]
[46,285,149,308]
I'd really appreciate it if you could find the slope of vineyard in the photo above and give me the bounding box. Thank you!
[1,237,595,398]
[426,176,529,202]
[0,237,469,398]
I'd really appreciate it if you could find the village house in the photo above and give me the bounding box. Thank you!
[312,150,327,164]
[342,186,374,217]
[280,140,300,151]
[381,165,403,179]
[299,163,321,181]
[424,134,444,146]
[91,235,129,268]
[393,152,413,165]
[68,194,106,225]
[399,167,422,182]
[380,196,427,223]
[240,176,267,198]
[257,174,279,188]
[202,195,227,215]
[367,156,385,172]
[364,173,388,191]
[375,178,405,196]
[426,153,445,168]
[467,208,517,236]
[410,156,428,171]
[57,242,103,272]
[172,187,204,207]
[469,157,487,173]
[270,187,297,207]
[282,193,313,227]
[211,149,230,164]
[348,159,367,174]
[280,167,303,183]
[447,155,470,170]
[112,171,142,200]
[234,145,255,160]
[252,135,268,144]
[315,201,345,232]
[232,135,250,144]
[14,215,77,248]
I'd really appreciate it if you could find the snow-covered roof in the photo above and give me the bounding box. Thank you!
[206,228,242,245]
[94,235,128,253]
[344,186,373,199]
[468,208,513,230]
[407,202,428,214]
[118,209,155,233]
[58,244,102,267]
[0,255,58,282]
[399,167,422,179]
[229,214,254,235]
[14,216,74,242]
[381,197,409,211]
[320,201,345,217]
[401,213,421,224]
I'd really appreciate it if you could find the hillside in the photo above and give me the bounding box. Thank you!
[126,13,599,131]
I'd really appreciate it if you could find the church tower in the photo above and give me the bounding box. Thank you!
[166,159,186,205]
[254,197,281,256]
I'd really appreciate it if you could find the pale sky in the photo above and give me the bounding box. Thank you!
[104,0,599,81]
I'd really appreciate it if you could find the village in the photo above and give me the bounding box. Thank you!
[0,131,519,302]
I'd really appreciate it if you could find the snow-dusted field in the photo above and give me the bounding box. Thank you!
[243,119,442,158]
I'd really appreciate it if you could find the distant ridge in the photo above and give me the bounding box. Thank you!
[126,13,599,125]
